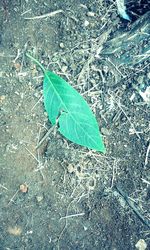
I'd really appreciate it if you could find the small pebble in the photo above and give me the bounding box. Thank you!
[135,239,147,250]
[101,127,110,136]
[137,75,144,84]
[59,42,65,48]
[67,164,75,174]
[147,72,150,79]
[87,11,95,17]
[20,183,28,193]
[84,20,89,27]
[62,65,68,72]
[36,195,44,203]
[0,95,6,103]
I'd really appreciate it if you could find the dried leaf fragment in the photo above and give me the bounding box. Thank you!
[7,226,22,236]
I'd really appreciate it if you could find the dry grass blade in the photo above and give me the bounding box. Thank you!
[36,125,55,149]
[24,10,63,20]
[144,142,150,167]
[115,185,150,228]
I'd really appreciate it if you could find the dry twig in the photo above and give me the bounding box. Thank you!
[24,10,63,20]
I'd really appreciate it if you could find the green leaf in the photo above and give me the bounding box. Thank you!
[26,53,105,152]
[43,70,105,152]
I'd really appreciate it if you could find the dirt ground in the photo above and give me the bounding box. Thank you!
[0,0,150,249]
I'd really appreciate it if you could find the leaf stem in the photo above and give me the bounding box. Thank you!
[26,53,46,73]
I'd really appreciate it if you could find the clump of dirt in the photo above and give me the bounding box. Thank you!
[0,1,150,249]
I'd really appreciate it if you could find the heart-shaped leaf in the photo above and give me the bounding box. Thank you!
[43,70,105,152]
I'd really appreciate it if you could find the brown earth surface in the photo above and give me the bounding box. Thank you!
[0,1,150,249]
